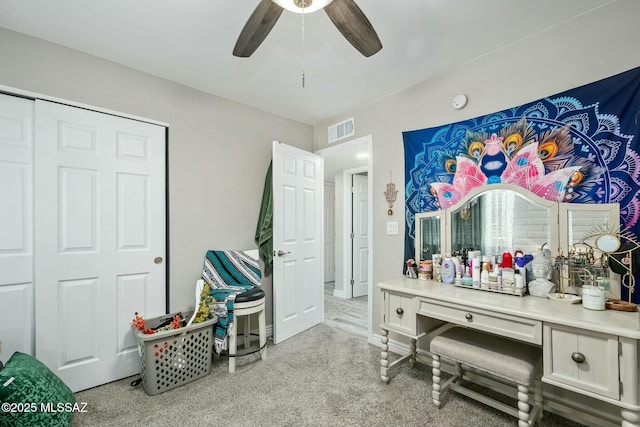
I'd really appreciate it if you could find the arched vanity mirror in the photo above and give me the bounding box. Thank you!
[416,185,558,264]
[414,184,621,297]
[447,186,557,256]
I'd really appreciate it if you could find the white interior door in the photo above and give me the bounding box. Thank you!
[272,141,323,344]
[34,100,166,392]
[352,173,369,298]
[0,94,34,361]
[324,182,335,283]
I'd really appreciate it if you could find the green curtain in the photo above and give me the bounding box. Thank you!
[255,161,273,276]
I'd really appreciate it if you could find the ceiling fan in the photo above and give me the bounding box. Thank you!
[233,0,382,58]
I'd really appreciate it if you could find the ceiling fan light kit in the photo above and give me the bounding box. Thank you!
[273,0,333,14]
[233,0,382,58]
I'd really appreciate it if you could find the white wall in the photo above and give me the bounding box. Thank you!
[312,0,640,338]
[0,28,313,322]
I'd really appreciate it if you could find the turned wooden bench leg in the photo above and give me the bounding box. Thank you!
[432,353,443,408]
[517,384,532,427]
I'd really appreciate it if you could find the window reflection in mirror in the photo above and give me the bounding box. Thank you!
[450,190,552,256]
[418,216,440,261]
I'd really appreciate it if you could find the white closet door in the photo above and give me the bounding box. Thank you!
[34,100,166,392]
[0,94,34,361]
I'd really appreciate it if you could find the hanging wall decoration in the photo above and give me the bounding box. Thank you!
[384,171,398,215]
[403,66,640,302]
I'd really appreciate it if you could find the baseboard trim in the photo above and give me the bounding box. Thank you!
[333,288,346,299]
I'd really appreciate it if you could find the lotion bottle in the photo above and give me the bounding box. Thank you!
[441,254,455,284]
[480,257,490,289]
[472,257,481,288]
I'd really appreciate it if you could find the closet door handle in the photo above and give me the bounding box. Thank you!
[465,313,473,321]
[276,250,291,257]
[396,307,404,316]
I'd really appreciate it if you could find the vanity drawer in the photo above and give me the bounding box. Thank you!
[543,324,619,400]
[417,299,542,345]
[383,291,418,336]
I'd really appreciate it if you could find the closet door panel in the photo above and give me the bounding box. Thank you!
[0,94,34,360]
[35,100,166,392]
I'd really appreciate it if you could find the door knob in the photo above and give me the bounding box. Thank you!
[154,257,163,264]
[276,250,291,257]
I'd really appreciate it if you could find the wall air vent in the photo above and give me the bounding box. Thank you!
[328,117,355,144]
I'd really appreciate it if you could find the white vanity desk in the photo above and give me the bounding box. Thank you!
[378,277,640,427]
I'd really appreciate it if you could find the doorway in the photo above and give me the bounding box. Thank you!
[316,135,373,341]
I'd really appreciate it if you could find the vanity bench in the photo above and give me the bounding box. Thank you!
[431,326,543,427]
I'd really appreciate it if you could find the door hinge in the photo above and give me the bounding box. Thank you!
[619,341,623,356]
[350,232,354,239]
[350,278,354,286]
[620,381,624,397]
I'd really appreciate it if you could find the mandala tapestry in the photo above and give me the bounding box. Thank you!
[403,66,640,302]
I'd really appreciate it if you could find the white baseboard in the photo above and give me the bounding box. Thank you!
[333,288,346,299]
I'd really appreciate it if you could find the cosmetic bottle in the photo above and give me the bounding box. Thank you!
[514,268,525,290]
[502,268,515,293]
[432,254,442,282]
[480,256,490,289]
[441,254,455,284]
[472,257,481,288]
[502,251,513,269]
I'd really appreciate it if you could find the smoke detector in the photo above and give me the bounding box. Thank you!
[452,94,468,109]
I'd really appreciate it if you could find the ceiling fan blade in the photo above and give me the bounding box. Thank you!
[233,0,284,57]
[324,0,382,57]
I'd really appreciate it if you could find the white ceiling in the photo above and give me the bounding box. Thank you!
[0,0,612,126]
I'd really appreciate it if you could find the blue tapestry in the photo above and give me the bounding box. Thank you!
[403,66,640,302]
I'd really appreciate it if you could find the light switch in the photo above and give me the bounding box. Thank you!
[386,221,398,235]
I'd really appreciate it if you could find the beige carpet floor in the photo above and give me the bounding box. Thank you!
[71,321,586,427]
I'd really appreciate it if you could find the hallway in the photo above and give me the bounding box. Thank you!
[323,282,367,339]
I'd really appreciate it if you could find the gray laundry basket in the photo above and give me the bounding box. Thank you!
[134,312,217,395]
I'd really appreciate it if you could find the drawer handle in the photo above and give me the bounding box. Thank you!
[465,313,473,321]
[396,307,404,316]
[571,352,586,364]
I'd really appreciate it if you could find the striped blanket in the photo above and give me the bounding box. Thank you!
[202,250,261,354]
